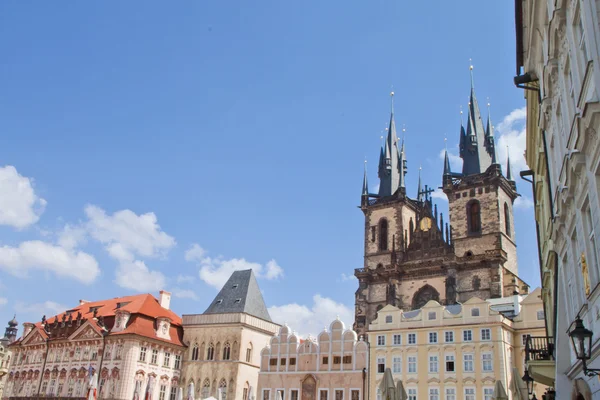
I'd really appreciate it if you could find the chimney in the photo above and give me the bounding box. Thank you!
[159,291,171,310]
[79,300,90,306]
[513,293,521,316]
[22,322,34,338]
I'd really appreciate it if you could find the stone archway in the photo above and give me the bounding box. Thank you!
[571,378,592,400]
[301,374,316,400]
[411,284,440,310]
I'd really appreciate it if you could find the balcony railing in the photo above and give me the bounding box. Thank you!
[525,335,555,362]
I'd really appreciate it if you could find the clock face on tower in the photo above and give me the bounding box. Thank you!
[419,217,433,231]
[161,323,168,334]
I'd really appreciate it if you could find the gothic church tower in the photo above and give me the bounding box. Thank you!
[354,76,527,336]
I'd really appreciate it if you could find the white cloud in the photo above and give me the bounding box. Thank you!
[515,196,534,210]
[431,188,448,202]
[496,107,529,175]
[0,166,46,229]
[84,205,175,292]
[186,244,285,290]
[15,300,68,318]
[172,288,199,300]
[268,294,353,338]
[0,240,99,283]
[0,298,7,306]
[58,224,87,250]
[438,148,462,173]
[184,244,206,262]
[339,273,356,282]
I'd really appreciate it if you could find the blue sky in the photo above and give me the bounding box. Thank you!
[0,1,537,337]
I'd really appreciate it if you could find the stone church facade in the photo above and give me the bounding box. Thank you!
[354,81,529,335]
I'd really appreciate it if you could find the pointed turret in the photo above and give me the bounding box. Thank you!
[485,103,498,164]
[378,92,402,197]
[460,64,493,176]
[362,162,369,197]
[4,314,18,343]
[506,153,514,181]
[443,150,451,176]
[399,139,406,191]
[417,165,423,202]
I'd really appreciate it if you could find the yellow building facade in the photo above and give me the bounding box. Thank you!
[368,289,546,400]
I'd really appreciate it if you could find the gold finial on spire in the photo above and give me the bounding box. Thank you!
[469,58,475,88]
[460,105,464,125]
[444,133,448,150]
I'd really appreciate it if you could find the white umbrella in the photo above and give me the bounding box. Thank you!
[176,387,183,400]
[187,382,195,400]
[379,368,397,400]
[396,380,407,400]
[492,380,508,400]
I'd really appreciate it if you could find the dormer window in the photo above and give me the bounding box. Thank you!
[232,284,239,289]
[116,302,131,309]
[216,300,223,304]
[89,306,101,314]
[234,299,241,304]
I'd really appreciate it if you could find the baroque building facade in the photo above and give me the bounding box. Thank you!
[515,0,600,398]
[181,269,279,400]
[257,319,368,400]
[367,289,547,400]
[354,84,528,336]
[4,291,185,400]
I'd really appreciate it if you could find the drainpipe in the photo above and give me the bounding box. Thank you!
[96,331,108,397]
[362,368,366,400]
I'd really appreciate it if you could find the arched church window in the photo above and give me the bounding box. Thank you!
[245,343,252,363]
[218,379,227,400]
[191,344,198,361]
[378,219,388,251]
[206,343,214,361]
[467,201,481,233]
[201,379,210,399]
[409,218,414,239]
[504,202,511,237]
[222,343,231,361]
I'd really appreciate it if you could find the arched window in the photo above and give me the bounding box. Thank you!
[245,343,252,363]
[218,379,227,400]
[201,379,210,399]
[222,343,231,361]
[504,202,511,237]
[378,219,388,251]
[206,343,215,361]
[409,218,414,240]
[467,201,481,233]
[191,344,198,361]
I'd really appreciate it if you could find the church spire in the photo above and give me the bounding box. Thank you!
[460,62,493,176]
[362,160,369,196]
[378,92,402,197]
[506,150,514,181]
[417,165,423,201]
[485,100,498,164]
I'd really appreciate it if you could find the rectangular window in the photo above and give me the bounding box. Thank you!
[263,390,270,400]
[320,390,328,400]
[463,354,474,372]
[342,356,351,364]
[385,315,393,323]
[291,390,299,400]
[445,388,455,400]
[91,351,97,361]
[270,358,277,366]
[139,347,147,362]
[471,308,480,317]
[290,357,297,365]
[377,357,385,373]
[537,310,545,320]
[335,390,343,400]
[463,330,472,342]
[322,356,329,365]
[445,354,455,372]
[429,355,438,373]
[377,335,386,346]
[392,356,401,373]
[408,356,417,373]
[465,388,475,400]
[350,390,359,400]
[428,312,436,320]
[276,390,284,400]
[151,349,158,364]
[333,356,341,365]
[246,348,252,362]
[408,389,417,400]
[429,332,438,343]
[445,331,454,343]
[482,353,493,371]
[428,388,439,400]
[159,385,166,400]
[408,333,416,344]
[163,352,171,368]
[281,358,287,366]
[174,354,181,369]
[484,388,494,400]
[393,334,401,345]
[170,387,177,400]
[481,328,491,341]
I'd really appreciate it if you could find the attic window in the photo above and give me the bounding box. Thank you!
[116,302,131,309]
[89,306,101,314]
[216,300,223,305]
[232,284,239,289]
[65,310,76,316]
[234,299,242,304]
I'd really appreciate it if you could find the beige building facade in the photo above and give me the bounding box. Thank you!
[258,319,368,400]
[367,289,546,400]
[181,270,279,400]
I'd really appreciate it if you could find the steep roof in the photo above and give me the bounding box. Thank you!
[203,269,272,322]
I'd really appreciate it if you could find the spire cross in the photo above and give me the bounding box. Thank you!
[390,89,395,114]
[444,134,448,150]
[418,184,434,201]
[469,58,474,88]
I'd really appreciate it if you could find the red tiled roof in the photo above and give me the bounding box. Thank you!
[22,294,184,347]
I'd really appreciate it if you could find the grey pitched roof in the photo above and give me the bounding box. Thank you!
[203,269,272,322]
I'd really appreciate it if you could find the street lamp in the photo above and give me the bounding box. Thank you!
[568,316,600,376]
[522,369,534,396]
